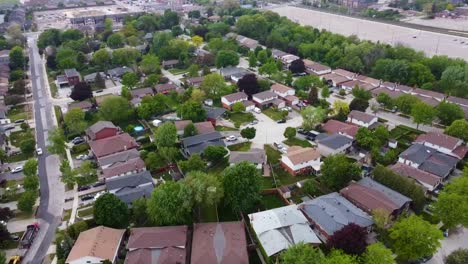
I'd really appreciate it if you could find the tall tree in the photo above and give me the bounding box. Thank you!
[445,119,468,141]
[200,73,229,99]
[203,146,228,163]
[432,175,468,229]
[48,128,66,156]
[349,98,369,112]
[301,106,326,131]
[327,223,368,255]
[280,242,327,264]
[94,193,129,228]
[177,100,206,122]
[215,50,239,68]
[308,86,319,105]
[70,82,93,101]
[122,72,139,89]
[436,101,465,126]
[289,59,305,74]
[248,51,257,68]
[9,46,24,70]
[240,127,256,141]
[446,248,468,264]
[411,102,435,129]
[107,33,125,49]
[389,215,443,262]
[99,96,133,124]
[178,154,206,174]
[92,49,111,68]
[284,127,296,140]
[131,198,149,227]
[64,108,87,135]
[361,243,395,264]
[147,181,193,225]
[321,154,361,191]
[139,54,160,74]
[237,74,260,98]
[222,162,261,213]
[154,122,177,148]
[185,171,223,207]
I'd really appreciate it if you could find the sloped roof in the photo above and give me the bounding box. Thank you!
[348,110,376,124]
[66,226,125,263]
[322,73,349,85]
[106,170,153,191]
[204,106,226,119]
[447,96,468,107]
[89,133,138,157]
[300,192,373,236]
[412,88,445,100]
[316,133,353,150]
[332,69,355,79]
[181,131,225,155]
[155,83,177,93]
[303,59,330,72]
[126,226,187,264]
[389,163,441,189]
[415,132,461,151]
[253,91,277,101]
[271,83,294,94]
[285,146,320,165]
[222,92,248,103]
[86,121,117,140]
[229,148,266,165]
[131,87,154,98]
[191,222,248,264]
[101,157,146,179]
[248,205,321,256]
[322,119,359,138]
[98,149,141,168]
[194,121,215,135]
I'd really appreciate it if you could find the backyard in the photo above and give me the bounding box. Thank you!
[9,129,34,147]
[260,194,286,210]
[264,145,281,164]
[390,125,424,148]
[7,105,30,122]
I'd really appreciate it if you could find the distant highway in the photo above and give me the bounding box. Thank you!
[270,6,468,61]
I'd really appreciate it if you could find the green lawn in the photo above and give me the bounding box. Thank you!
[0,231,23,250]
[262,108,286,121]
[9,130,35,147]
[168,68,188,75]
[273,166,309,186]
[48,76,58,98]
[6,152,34,163]
[283,137,312,147]
[63,209,72,222]
[229,112,255,127]
[14,210,34,220]
[260,194,286,210]
[216,125,238,132]
[264,145,281,164]
[227,142,252,151]
[7,105,28,122]
[77,207,93,218]
[200,204,218,222]
[207,158,229,175]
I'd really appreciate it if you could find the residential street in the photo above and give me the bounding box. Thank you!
[428,227,468,264]
[21,33,65,264]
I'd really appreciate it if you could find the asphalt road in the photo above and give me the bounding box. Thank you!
[22,34,64,264]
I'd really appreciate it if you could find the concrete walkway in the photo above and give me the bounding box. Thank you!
[0,201,18,210]
[7,218,36,233]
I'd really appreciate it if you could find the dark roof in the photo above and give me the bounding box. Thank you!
[101,158,146,179]
[98,149,141,167]
[316,133,353,150]
[89,133,138,157]
[191,222,248,264]
[106,170,153,191]
[389,163,441,189]
[229,148,266,165]
[126,226,188,264]
[84,72,105,82]
[219,67,248,77]
[64,68,80,78]
[131,87,154,98]
[155,83,177,93]
[86,121,117,140]
[253,91,277,101]
[162,60,179,66]
[204,106,226,119]
[223,92,248,103]
[182,131,225,155]
[300,192,373,236]
[108,67,133,77]
[399,144,459,177]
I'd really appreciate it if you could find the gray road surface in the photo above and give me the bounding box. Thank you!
[22,34,65,264]
[271,6,468,61]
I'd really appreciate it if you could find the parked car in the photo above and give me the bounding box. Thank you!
[11,166,23,173]
[277,119,286,124]
[297,128,308,135]
[80,195,94,201]
[92,182,105,188]
[36,148,43,155]
[226,135,237,142]
[274,142,284,149]
[76,154,89,160]
[253,107,261,114]
[78,186,91,192]
[72,138,85,145]
[250,120,258,125]
[14,119,25,124]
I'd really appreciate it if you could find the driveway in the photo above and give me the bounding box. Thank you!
[428,227,468,264]
[248,111,303,149]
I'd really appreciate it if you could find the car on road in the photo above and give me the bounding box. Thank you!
[277,119,286,124]
[253,107,261,114]
[11,166,23,173]
[250,120,258,125]
[92,182,105,188]
[36,148,42,155]
[80,195,94,201]
[78,186,91,192]
[226,135,237,142]
[72,138,85,145]
[14,119,25,124]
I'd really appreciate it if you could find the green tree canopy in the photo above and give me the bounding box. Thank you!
[446,248,468,264]
[185,171,223,207]
[154,122,177,148]
[92,49,111,68]
[222,162,261,213]
[361,242,395,264]
[177,100,207,122]
[280,242,327,264]
[301,106,326,131]
[411,101,435,129]
[433,175,468,229]
[178,154,206,173]
[200,73,230,99]
[215,50,240,68]
[321,154,361,191]
[140,54,160,74]
[240,127,256,141]
[94,193,129,228]
[436,101,465,126]
[99,96,133,124]
[445,119,468,141]
[203,145,228,163]
[284,127,296,140]
[121,72,139,89]
[107,33,125,48]
[64,108,87,135]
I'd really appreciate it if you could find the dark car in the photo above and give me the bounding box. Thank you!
[80,195,94,201]
[78,186,90,192]
[277,119,286,124]
[72,138,85,145]
[297,128,308,135]
[306,135,316,141]
[92,182,105,188]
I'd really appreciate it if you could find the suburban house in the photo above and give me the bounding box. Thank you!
[162,59,179,69]
[271,83,295,98]
[280,146,321,176]
[347,110,378,128]
[105,171,154,206]
[125,226,188,264]
[155,83,177,94]
[68,101,93,112]
[108,67,133,78]
[414,132,467,159]
[86,121,119,141]
[252,91,280,108]
[371,87,403,99]
[299,192,374,242]
[221,92,249,110]
[186,76,204,87]
[130,87,155,106]
[175,120,193,136]
[389,163,442,193]
[66,226,125,264]
[316,133,353,157]
[89,133,139,158]
[191,222,249,264]
[219,67,249,81]
[56,75,70,88]
[64,68,81,86]
[193,121,215,135]
[332,69,356,79]
[234,34,260,50]
[181,131,225,156]
[281,54,301,66]
[340,178,412,218]
[303,59,331,75]
[356,75,381,87]
[398,144,459,179]
[271,49,288,60]
[322,73,351,87]
[100,155,146,179]
[83,72,105,83]
[97,149,141,169]
[203,106,226,126]
[340,80,376,92]
[411,88,445,102]
[321,119,359,139]
[0,50,9,64]
[229,148,266,169]
[248,205,321,257]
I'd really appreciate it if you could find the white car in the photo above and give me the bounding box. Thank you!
[36,148,43,155]
[226,135,237,142]
[11,166,23,173]
[76,154,88,160]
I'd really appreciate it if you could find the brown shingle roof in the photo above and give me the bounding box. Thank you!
[333,69,355,79]
[340,183,398,215]
[271,83,293,94]
[155,83,177,93]
[322,73,350,85]
[341,80,376,91]
[191,222,248,264]
[131,87,154,98]
[348,110,375,124]
[68,100,93,111]
[66,226,125,263]
[356,75,380,87]
[389,163,441,189]
[194,121,215,134]
[101,157,145,179]
[303,59,330,72]
[412,88,445,100]
[322,119,359,138]
[86,121,117,140]
[126,226,187,264]
[286,146,320,165]
[222,92,248,103]
[89,133,138,158]
[174,120,193,131]
[415,132,461,151]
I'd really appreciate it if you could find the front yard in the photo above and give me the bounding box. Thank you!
[227,142,252,151]
[264,145,281,165]
[9,129,34,147]
[262,108,287,121]
[7,105,30,122]
[283,137,312,148]
[229,112,255,127]
[168,68,188,75]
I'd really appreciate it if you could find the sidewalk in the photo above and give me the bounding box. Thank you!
[0,201,18,210]
[7,218,36,233]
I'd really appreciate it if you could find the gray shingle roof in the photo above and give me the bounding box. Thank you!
[300,192,373,236]
[219,67,248,77]
[106,170,153,191]
[98,149,141,168]
[399,144,459,177]
[229,148,266,165]
[181,131,225,155]
[357,177,412,207]
[316,133,353,149]
[64,68,80,78]
[203,106,226,119]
